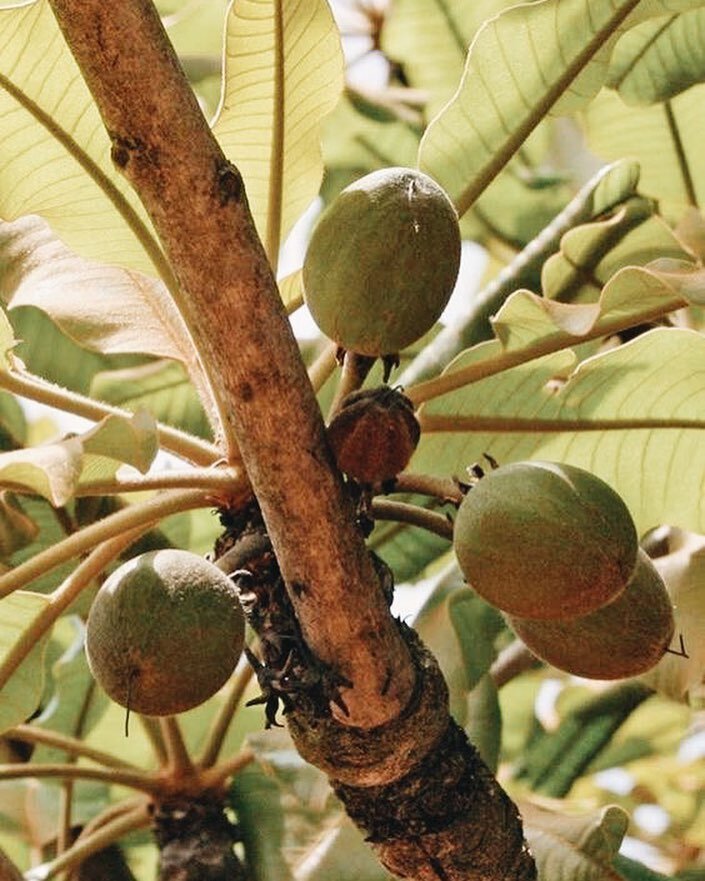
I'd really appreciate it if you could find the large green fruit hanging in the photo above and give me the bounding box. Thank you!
[453,461,639,620]
[303,167,461,357]
[86,550,245,716]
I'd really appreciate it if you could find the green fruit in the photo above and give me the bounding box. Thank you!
[453,461,638,620]
[507,549,675,679]
[86,550,245,716]
[303,167,461,356]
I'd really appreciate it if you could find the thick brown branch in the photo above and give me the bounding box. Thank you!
[48,0,413,729]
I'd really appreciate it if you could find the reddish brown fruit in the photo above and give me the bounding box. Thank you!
[327,386,420,485]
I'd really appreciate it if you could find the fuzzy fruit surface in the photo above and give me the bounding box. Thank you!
[303,167,461,357]
[86,550,245,716]
[327,386,420,484]
[508,549,675,679]
[453,461,639,620]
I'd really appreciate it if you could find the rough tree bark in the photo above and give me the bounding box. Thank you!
[46,1,537,878]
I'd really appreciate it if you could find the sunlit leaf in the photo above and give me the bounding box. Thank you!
[523,802,628,881]
[0,0,159,275]
[608,10,705,105]
[1,216,194,362]
[80,410,158,476]
[213,0,344,266]
[0,437,83,506]
[90,360,212,440]
[584,84,705,215]
[0,591,52,733]
[419,0,705,217]
[416,327,705,537]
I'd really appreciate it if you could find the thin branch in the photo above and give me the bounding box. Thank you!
[74,466,243,497]
[6,725,142,770]
[24,803,151,881]
[198,655,254,768]
[326,350,376,421]
[160,716,194,779]
[371,499,454,541]
[200,747,256,788]
[391,473,464,505]
[307,340,339,393]
[0,763,161,794]
[664,99,699,208]
[0,489,208,599]
[138,716,169,767]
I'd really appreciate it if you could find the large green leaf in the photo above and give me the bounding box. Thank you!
[0,0,160,275]
[1,216,194,363]
[418,0,705,217]
[213,0,344,266]
[584,84,705,216]
[607,10,705,104]
[416,327,705,537]
[0,591,52,733]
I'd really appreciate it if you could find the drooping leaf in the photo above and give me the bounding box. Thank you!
[416,326,705,537]
[90,360,212,440]
[418,0,705,217]
[523,802,629,881]
[80,409,158,476]
[213,0,344,267]
[584,84,705,215]
[0,591,52,733]
[1,216,195,362]
[0,0,160,275]
[607,10,705,105]
[0,436,83,506]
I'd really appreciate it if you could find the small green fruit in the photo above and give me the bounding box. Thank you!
[327,386,420,484]
[507,549,675,679]
[303,167,461,357]
[453,461,638,620]
[86,549,245,716]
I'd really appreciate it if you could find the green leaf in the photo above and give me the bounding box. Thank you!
[416,327,705,537]
[213,0,344,266]
[642,531,705,703]
[613,854,673,880]
[80,409,158,476]
[32,617,108,763]
[523,802,629,881]
[90,360,212,440]
[608,10,705,105]
[0,0,159,275]
[418,0,705,217]
[0,437,83,506]
[0,493,38,560]
[0,591,52,734]
[369,512,452,584]
[542,199,692,303]
[2,216,194,362]
[584,84,705,215]
[7,498,74,595]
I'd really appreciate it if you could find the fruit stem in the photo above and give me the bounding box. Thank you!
[139,716,169,766]
[160,716,194,778]
[326,350,376,421]
[371,499,454,541]
[198,655,254,769]
[307,340,339,394]
[7,725,143,770]
[391,472,464,504]
[0,489,208,599]
[0,528,148,695]
[24,802,151,881]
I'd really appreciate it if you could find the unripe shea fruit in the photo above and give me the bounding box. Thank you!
[327,386,420,484]
[303,167,461,356]
[507,549,675,679]
[453,461,638,620]
[86,550,245,716]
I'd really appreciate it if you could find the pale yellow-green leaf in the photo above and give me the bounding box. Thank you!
[608,10,705,104]
[0,0,160,275]
[0,493,37,560]
[0,591,51,734]
[80,410,158,475]
[1,216,192,362]
[419,0,705,217]
[0,308,18,374]
[642,531,705,702]
[416,327,705,537]
[278,268,304,313]
[542,198,692,303]
[584,84,705,215]
[523,802,628,881]
[213,0,344,267]
[0,437,83,506]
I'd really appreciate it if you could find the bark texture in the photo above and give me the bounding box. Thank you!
[46,2,537,878]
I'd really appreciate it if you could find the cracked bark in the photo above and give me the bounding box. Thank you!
[46,1,537,878]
